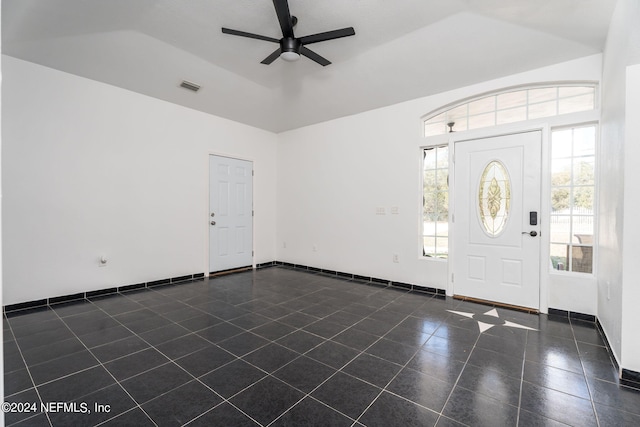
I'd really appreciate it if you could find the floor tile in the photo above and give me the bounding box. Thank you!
[332,327,380,351]
[276,330,326,354]
[587,377,640,416]
[62,311,121,336]
[422,328,475,362]
[407,348,466,383]
[271,396,354,427]
[142,380,223,426]
[187,402,259,426]
[520,381,598,426]
[311,371,380,420]
[365,337,419,365]
[517,408,569,427]
[342,353,402,387]
[37,365,116,403]
[303,320,347,339]
[273,355,336,393]
[47,383,137,427]
[456,363,521,406]
[91,335,150,363]
[384,324,431,347]
[29,350,99,385]
[359,391,439,427]
[104,347,170,381]
[99,408,156,426]
[138,322,190,346]
[386,366,453,412]
[216,332,270,357]
[442,385,519,426]
[4,368,34,397]
[196,322,244,343]
[51,299,100,318]
[174,345,235,377]
[594,402,640,426]
[230,376,304,426]
[242,343,298,373]
[200,359,267,398]
[77,325,135,348]
[3,388,43,426]
[306,340,360,369]
[177,313,223,332]
[228,312,273,330]
[4,267,639,427]
[120,362,192,404]
[155,333,211,359]
[21,336,87,366]
[467,346,524,379]
[523,359,590,399]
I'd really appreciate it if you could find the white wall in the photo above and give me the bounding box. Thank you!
[1,1,5,421]
[277,55,602,298]
[622,64,640,373]
[2,56,278,305]
[598,0,640,368]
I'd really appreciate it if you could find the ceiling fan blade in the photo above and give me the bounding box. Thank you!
[222,28,279,43]
[272,0,295,38]
[300,47,331,66]
[261,48,282,65]
[299,27,355,45]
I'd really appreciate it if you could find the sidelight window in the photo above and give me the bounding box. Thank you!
[422,145,449,258]
[549,125,596,273]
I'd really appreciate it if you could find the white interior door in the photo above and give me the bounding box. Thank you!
[209,155,253,273]
[453,131,541,309]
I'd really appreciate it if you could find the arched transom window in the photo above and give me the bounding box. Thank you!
[424,85,596,137]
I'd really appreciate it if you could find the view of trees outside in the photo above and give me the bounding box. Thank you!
[423,145,449,258]
[550,126,596,273]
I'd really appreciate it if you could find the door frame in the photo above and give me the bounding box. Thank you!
[446,123,551,314]
[205,152,255,277]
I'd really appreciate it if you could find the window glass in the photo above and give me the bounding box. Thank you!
[550,125,596,273]
[424,85,596,137]
[423,145,449,258]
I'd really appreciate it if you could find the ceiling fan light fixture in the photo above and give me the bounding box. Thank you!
[280,51,300,61]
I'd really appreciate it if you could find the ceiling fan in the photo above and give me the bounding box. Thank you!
[221,0,355,66]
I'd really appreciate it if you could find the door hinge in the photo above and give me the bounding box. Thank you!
[252,170,254,176]
[452,213,455,223]
[451,273,454,283]
[252,210,254,217]
[252,251,254,256]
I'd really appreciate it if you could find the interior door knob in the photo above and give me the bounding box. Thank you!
[522,231,537,237]
[211,221,216,226]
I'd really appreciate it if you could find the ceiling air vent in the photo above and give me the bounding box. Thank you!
[180,80,201,92]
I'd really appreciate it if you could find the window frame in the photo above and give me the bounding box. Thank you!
[421,144,450,260]
[422,83,598,138]
[549,123,598,276]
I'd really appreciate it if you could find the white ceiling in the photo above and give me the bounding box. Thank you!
[2,0,615,133]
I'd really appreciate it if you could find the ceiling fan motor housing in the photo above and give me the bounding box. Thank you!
[281,37,301,55]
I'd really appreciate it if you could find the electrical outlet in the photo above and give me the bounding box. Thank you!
[283,242,287,249]
[313,245,318,252]
[391,206,399,215]
[393,254,399,263]
[376,207,386,215]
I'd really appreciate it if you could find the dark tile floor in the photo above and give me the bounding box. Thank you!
[3,267,640,426]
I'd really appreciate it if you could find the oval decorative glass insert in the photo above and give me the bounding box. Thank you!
[478,160,511,237]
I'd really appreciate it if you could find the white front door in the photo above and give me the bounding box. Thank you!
[209,155,253,273]
[453,131,541,309]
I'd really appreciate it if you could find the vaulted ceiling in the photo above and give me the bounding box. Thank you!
[2,0,615,133]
